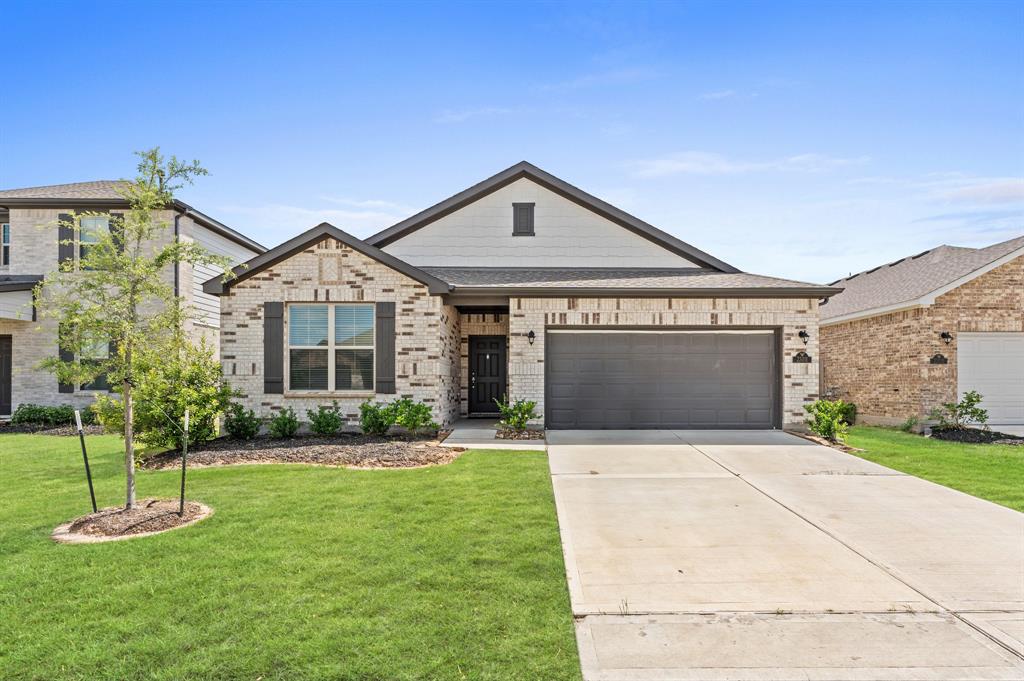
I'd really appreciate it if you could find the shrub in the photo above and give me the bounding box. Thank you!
[928,390,989,430]
[899,416,919,433]
[11,403,94,427]
[93,339,234,450]
[359,401,396,436]
[804,399,851,443]
[391,398,438,433]
[837,402,857,426]
[495,395,538,433]
[268,407,300,438]
[307,402,344,435]
[224,403,261,440]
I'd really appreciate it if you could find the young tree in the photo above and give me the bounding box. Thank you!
[36,148,233,509]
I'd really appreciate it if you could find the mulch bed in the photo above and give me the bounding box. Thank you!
[930,427,1024,445]
[495,429,546,441]
[0,423,106,436]
[55,499,211,542]
[141,433,463,470]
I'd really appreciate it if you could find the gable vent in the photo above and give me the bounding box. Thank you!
[512,203,534,236]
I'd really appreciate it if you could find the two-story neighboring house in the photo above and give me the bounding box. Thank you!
[205,162,841,430]
[0,181,265,418]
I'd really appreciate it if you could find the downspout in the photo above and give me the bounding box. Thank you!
[173,211,182,297]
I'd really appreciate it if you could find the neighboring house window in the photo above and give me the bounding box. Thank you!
[288,304,374,392]
[79,215,110,269]
[1,223,9,265]
[512,203,535,236]
[80,339,110,391]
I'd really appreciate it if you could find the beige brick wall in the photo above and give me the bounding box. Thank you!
[506,296,820,429]
[459,313,509,416]
[820,256,1023,425]
[219,236,459,427]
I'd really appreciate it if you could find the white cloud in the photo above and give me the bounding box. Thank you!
[215,201,409,243]
[628,151,869,178]
[936,179,1024,204]
[433,107,518,124]
[697,89,736,101]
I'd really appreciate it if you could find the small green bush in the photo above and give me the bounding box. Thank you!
[224,403,261,440]
[391,398,438,433]
[495,395,538,433]
[837,402,857,426]
[268,407,300,438]
[11,403,94,427]
[899,416,919,433]
[307,402,344,435]
[804,399,851,443]
[359,401,395,436]
[928,390,989,430]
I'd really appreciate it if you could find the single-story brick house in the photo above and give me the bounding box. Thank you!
[820,235,1024,427]
[204,162,841,430]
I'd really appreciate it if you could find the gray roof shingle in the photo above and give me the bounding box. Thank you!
[0,180,128,201]
[821,235,1024,321]
[422,267,834,291]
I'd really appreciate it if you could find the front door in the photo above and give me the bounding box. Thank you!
[0,335,11,417]
[469,335,506,415]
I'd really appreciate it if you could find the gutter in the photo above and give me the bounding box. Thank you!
[444,285,844,299]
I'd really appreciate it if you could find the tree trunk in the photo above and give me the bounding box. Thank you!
[124,377,135,509]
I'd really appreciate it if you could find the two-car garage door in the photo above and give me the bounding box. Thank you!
[545,330,778,429]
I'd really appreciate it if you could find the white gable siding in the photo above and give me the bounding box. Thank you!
[191,224,259,327]
[381,178,698,267]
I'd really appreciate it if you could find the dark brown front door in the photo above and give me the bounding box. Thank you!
[469,335,506,415]
[0,335,11,417]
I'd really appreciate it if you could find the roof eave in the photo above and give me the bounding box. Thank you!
[446,285,843,299]
[365,161,740,273]
[0,275,44,293]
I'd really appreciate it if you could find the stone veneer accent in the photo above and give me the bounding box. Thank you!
[506,296,820,429]
[459,313,509,416]
[219,236,460,427]
[820,256,1023,425]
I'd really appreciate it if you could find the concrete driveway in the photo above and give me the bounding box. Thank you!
[547,430,1024,680]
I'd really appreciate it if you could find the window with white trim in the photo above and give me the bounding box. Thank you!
[79,215,110,269]
[80,339,110,391]
[288,304,374,392]
[1,222,9,265]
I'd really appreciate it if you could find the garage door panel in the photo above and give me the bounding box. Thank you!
[546,331,777,429]
[958,333,1024,425]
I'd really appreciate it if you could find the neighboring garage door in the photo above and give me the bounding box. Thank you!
[958,332,1024,425]
[545,330,778,429]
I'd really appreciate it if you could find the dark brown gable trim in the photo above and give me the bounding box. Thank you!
[364,161,739,273]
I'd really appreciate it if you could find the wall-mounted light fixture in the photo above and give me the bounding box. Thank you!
[940,331,953,345]
[527,330,536,345]
[798,330,810,345]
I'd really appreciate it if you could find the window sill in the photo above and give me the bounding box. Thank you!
[283,391,377,399]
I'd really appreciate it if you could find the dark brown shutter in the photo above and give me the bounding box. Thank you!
[263,302,284,393]
[110,212,124,254]
[57,323,74,393]
[513,203,535,236]
[375,302,396,394]
[58,213,74,267]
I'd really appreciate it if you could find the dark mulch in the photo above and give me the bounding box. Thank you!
[495,429,546,440]
[67,499,206,537]
[141,433,463,470]
[0,423,106,436]
[930,427,1024,445]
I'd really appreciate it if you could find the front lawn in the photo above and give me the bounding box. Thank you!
[0,434,580,680]
[847,426,1024,512]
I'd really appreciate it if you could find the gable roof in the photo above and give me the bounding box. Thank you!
[821,235,1024,324]
[0,180,266,253]
[364,161,739,273]
[203,222,452,296]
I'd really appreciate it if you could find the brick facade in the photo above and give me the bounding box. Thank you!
[219,236,461,427]
[820,256,1023,425]
[506,296,820,429]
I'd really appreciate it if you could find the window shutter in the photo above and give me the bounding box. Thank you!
[263,302,284,393]
[57,323,74,394]
[512,203,535,236]
[110,212,124,254]
[375,302,396,394]
[57,213,74,267]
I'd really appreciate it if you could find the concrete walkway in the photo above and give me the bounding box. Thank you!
[547,430,1024,680]
[440,418,546,450]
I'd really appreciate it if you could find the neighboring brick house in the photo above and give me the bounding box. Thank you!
[205,162,840,430]
[820,236,1024,427]
[0,181,265,418]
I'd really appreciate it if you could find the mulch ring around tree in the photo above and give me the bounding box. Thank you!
[0,423,106,436]
[140,434,464,470]
[929,427,1024,445]
[52,499,213,544]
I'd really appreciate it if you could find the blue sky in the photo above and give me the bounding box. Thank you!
[2,0,1021,283]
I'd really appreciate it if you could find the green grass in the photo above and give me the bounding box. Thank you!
[0,434,580,681]
[847,426,1024,512]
